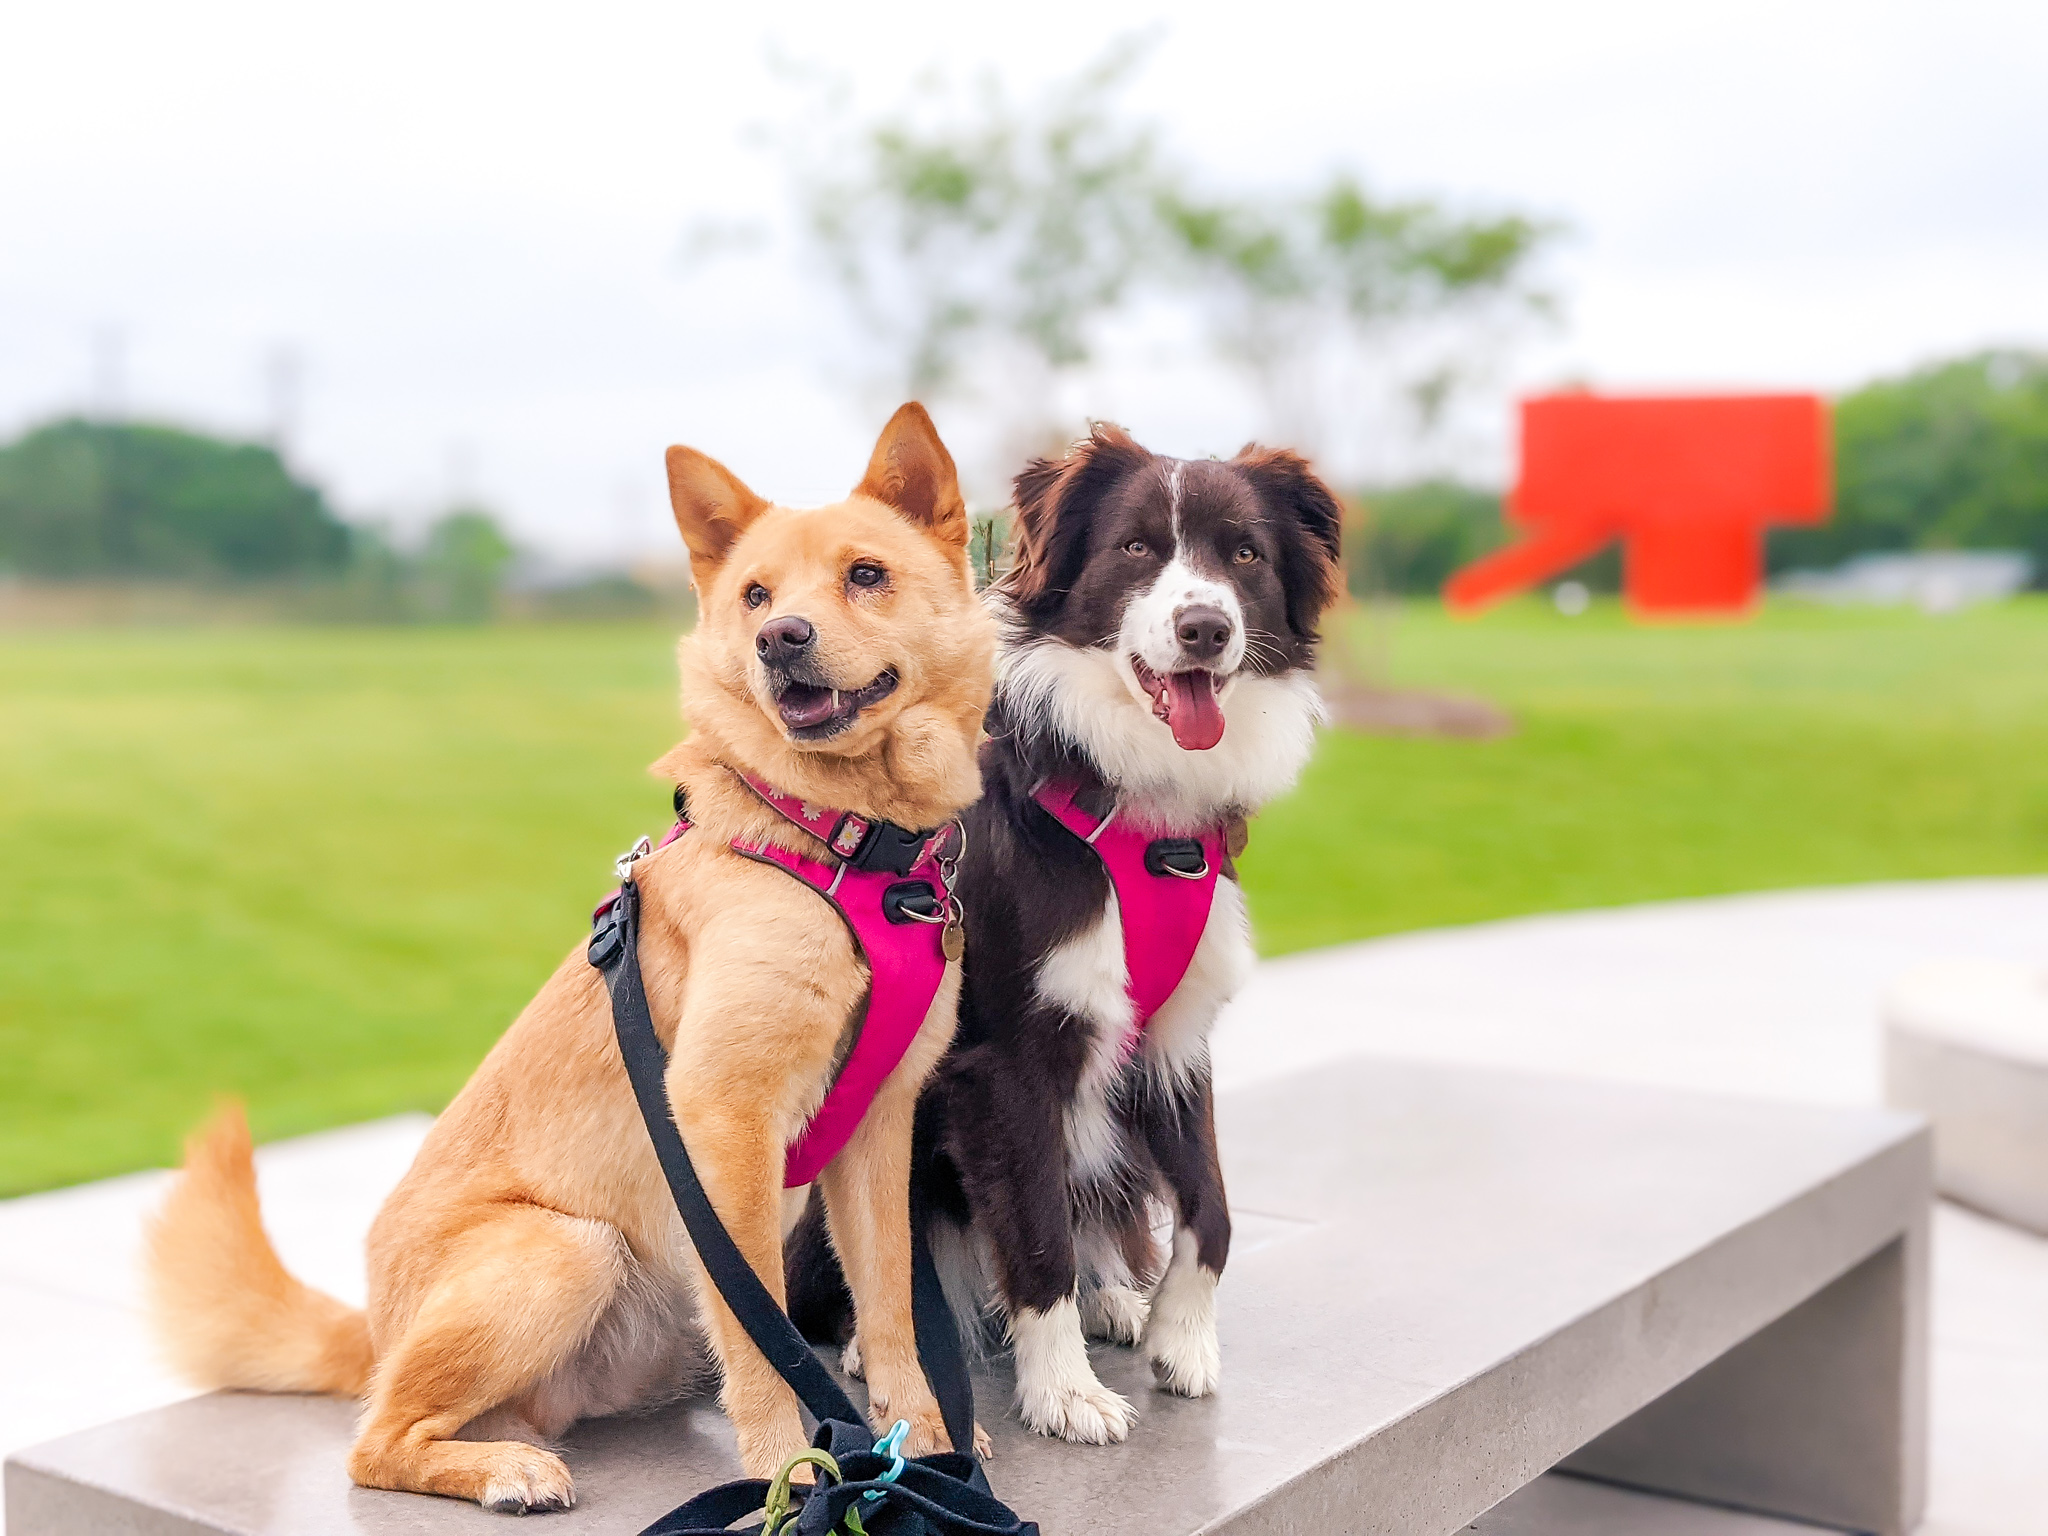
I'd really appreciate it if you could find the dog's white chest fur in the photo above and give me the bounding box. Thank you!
[1035,878,1253,1182]
[1008,636,1320,1186]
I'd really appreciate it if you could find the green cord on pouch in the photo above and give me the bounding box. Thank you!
[760,1418,911,1536]
[762,1449,842,1536]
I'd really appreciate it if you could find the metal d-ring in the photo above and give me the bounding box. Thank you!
[613,836,653,879]
[1161,858,1209,881]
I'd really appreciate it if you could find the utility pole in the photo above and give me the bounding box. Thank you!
[90,324,127,420]
[444,439,477,512]
[264,344,303,456]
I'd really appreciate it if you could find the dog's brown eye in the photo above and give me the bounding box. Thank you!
[744,583,770,609]
[848,562,887,589]
[1123,539,1149,557]
[1234,543,1258,564]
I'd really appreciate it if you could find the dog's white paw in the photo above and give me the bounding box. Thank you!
[1017,1374,1138,1444]
[1146,1308,1220,1398]
[840,1334,864,1380]
[1146,1243,1221,1398]
[479,1447,576,1514]
[1081,1283,1150,1346]
[1010,1297,1137,1444]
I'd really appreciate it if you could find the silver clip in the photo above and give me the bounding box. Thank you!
[614,835,653,879]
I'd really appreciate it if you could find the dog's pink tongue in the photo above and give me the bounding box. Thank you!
[779,686,838,728]
[1162,670,1225,750]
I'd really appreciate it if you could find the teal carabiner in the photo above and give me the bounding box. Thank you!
[862,1418,911,1504]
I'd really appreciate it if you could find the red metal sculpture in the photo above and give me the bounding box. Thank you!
[1445,393,1832,617]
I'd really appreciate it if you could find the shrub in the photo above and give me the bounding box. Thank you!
[0,418,349,579]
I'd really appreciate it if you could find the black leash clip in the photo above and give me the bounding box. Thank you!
[588,889,628,969]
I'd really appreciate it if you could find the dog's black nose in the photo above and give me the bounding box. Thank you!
[756,615,816,662]
[1175,605,1233,662]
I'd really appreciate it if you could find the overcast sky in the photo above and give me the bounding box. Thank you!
[5,0,2044,561]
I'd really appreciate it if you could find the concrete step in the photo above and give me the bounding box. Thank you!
[1886,957,2048,1235]
[1474,1473,1828,1533]
[4,1059,1929,1535]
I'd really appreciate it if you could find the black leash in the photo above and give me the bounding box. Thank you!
[590,880,1035,1536]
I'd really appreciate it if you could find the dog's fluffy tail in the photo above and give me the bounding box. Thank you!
[143,1103,373,1396]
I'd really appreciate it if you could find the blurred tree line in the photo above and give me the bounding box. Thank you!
[0,418,348,578]
[0,417,524,620]
[11,359,2039,611]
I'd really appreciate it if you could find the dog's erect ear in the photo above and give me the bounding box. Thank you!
[1232,444,1345,637]
[1006,423,1151,615]
[666,447,769,576]
[852,403,969,549]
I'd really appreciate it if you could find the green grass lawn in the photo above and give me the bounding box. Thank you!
[1244,597,2048,948]
[5,600,2048,1194]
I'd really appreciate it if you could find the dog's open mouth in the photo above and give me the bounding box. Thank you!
[773,669,899,740]
[1131,659,1226,751]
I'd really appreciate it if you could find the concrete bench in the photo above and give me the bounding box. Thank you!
[5,1059,1928,1536]
[1887,958,2048,1235]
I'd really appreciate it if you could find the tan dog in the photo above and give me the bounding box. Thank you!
[145,404,996,1513]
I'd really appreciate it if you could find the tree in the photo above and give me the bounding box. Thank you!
[418,508,517,622]
[1161,177,1556,479]
[774,42,1163,477]
[759,47,1555,498]
[1349,481,1509,597]
[0,418,349,579]
[1770,350,2048,584]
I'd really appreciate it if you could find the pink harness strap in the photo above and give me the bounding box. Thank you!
[605,778,954,1188]
[733,782,954,1187]
[730,777,955,1188]
[1034,778,1223,1041]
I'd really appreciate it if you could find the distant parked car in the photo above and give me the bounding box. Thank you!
[1774,550,2034,613]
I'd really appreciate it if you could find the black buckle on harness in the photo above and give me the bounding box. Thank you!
[1145,837,1210,880]
[587,892,627,968]
[882,879,944,925]
[831,814,934,876]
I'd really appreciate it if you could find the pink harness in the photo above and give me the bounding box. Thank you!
[623,775,958,1188]
[1033,778,1223,1047]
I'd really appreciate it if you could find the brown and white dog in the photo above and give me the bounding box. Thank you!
[791,425,1342,1443]
[144,405,996,1511]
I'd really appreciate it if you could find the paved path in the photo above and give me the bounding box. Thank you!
[5,877,2046,1533]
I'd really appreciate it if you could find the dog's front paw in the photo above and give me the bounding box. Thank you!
[479,1447,576,1514]
[1146,1247,1221,1397]
[735,1420,812,1482]
[880,1400,953,1460]
[1146,1304,1220,1398]
[1081,1283,1150,1346]
[972,1421,994,1461]
[840,1333,865,1380]
[1010,1297,1138,1443]
[867,1373,945,1456]
[1016,1374,1137,1444]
